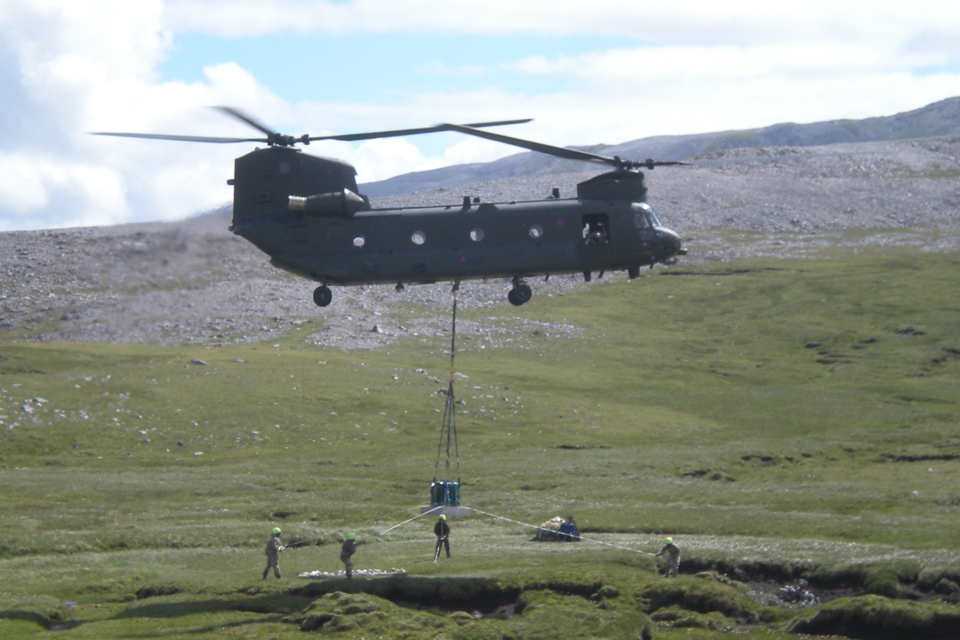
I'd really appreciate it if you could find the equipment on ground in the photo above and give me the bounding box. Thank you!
[532,515,581,542]
[94,107,686,306]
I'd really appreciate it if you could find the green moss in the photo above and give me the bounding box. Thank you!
[637,576,759,621]
[789,594,960,639]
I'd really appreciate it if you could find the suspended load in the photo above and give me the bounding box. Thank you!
[430,480,460,507]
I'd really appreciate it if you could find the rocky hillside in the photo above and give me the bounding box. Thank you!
[1,135,958,348]
[362,97,960,197]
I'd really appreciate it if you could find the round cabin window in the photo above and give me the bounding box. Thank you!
[470,228,485,242]
[353,236,366,247]
[411,231,426,245]
[529,224,544,239]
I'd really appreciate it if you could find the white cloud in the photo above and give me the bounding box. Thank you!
[2,0,960,230]
[162,0,960,47]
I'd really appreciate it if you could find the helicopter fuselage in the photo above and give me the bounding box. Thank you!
[226,146,683,306]
[233,197,679,286]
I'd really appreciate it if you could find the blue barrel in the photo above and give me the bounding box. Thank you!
[447,482,460,506]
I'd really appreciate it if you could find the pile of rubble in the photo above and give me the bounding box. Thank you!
[297,568,406,579]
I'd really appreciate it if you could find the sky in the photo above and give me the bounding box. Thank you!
[1,0,959,231]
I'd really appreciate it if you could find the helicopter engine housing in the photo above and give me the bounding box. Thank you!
[231,147,364,225]
[288,189,365,217]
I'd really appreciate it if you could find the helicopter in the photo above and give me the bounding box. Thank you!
[95,107,686,307]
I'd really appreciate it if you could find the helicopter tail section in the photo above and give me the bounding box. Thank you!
[230,147,364,226]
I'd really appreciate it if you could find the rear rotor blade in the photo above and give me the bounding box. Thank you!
[310,119,533,142]
[437,123,616,166]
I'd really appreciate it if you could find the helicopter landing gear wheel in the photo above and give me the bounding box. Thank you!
[313,285,333,307]
[628,266,640,279]
[508,283,532,306]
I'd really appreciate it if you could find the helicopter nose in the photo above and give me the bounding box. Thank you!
[656,227,684,259]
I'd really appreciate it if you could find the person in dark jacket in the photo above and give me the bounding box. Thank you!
[340,532,357,579]
[433,514,450,563]
[263,527,284,579]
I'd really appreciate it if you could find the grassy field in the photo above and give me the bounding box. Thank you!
[1,234,959,639]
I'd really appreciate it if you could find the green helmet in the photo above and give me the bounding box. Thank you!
[439,514,446,520]
[664,537,672,544]
[347,532,356,540]
[272,527,281,535]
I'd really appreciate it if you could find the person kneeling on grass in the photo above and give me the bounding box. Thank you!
[340,533,357,579]
[263,527,284,580]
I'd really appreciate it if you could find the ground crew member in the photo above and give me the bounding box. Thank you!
[263,527,284,579]
[340,533,357,579]
[656,537,680,577]
[434,514,451,563]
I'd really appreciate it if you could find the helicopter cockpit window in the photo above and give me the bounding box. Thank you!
[529,224,544,239]
[470,228,485,242]
[632,203,660,229]
[411,231,426,245]
[353,236,366,248]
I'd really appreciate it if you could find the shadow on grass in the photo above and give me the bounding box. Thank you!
[0,608,83,631]
[288,574,608,614]
[103,616,287,639]
[111,593,312,620]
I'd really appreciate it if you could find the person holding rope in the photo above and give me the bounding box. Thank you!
[656,537,681,577]
[262,527,284,580]
[340,533,358,579]
[433,514,451,563]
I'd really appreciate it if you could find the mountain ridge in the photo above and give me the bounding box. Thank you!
[360,96,960,197]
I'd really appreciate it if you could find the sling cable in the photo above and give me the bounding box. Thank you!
[421,284,471,517]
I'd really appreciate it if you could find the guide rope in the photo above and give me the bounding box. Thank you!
[378,505,443,536]
[375,503,655,557]
[463,505,656,556]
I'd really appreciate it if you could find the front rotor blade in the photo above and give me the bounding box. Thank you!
[212,106,278,137]
[310,118,533,142]
[91,132,267,144]
[438,124,617,166]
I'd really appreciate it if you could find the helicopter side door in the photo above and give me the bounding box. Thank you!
[581,213,611,246]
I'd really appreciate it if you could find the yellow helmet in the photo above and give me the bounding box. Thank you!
[347,532,356,540]
[439,514,446,520]
[664,537,672,544]
[272,527,281,535]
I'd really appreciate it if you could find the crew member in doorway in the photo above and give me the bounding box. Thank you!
[340,533,357,579]
[434,514,451,563]
[263,527,284,579]
[656,537,680,577]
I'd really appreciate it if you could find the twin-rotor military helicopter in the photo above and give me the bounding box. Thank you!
[96,107,686,307]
